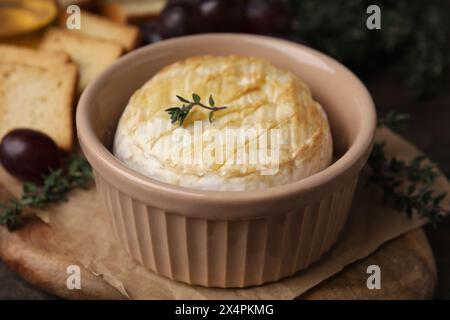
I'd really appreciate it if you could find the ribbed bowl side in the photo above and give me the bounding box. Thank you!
[95,172,358,288]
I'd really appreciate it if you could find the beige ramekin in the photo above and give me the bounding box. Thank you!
[76,34,376,288]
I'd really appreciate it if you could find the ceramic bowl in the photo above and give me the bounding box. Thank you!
[76,34,376,288]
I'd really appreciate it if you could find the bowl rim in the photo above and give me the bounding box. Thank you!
[77,33,376,208]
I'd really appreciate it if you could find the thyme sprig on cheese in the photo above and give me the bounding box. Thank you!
[165,93,227,125]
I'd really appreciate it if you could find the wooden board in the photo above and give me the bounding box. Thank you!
[300,228,436,299]
[0,181,437,299]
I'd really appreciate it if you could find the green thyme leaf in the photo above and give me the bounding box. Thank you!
[0,156,94,231]
[369,112,449,226]
[166,93,227,126]
[192,93,201,104]
[209,94,215,107]
[377,110,410,130]
[176,95,190,103]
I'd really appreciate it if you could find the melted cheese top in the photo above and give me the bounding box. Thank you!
[114,55,333,191]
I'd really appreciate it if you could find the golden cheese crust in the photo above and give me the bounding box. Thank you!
[114,55,333,191]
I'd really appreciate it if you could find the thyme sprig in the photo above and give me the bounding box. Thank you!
[376,110,410,131]
[368,111,449,226]
[165,93,227,125]
[0,156,94,231]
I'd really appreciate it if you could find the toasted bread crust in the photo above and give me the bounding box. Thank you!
[41,28,123,91]
[98,0,165,24]
[0,45,71,67]
[58,10,140,51]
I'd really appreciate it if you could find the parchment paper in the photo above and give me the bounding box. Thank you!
[1,128,448,299]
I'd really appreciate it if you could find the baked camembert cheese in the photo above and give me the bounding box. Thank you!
[114,55,333,191]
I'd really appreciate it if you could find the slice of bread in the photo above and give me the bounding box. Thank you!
[99,0,166,24]
[0,45,71,68]
[0,62,78,151]
[40,28,122,91]
[64,10,140,51]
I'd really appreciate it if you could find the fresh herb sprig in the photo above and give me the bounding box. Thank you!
[0,156,94,231]
[166,93,227,125]
[376,110,410,131]
[368,111,449,226]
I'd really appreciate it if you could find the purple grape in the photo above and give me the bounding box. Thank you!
[0,129,61,184]
[159,3,202,38]
[167,0,203,6]
[245,0,292,35]
[141,21,164,44]
[199,0,246,32]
